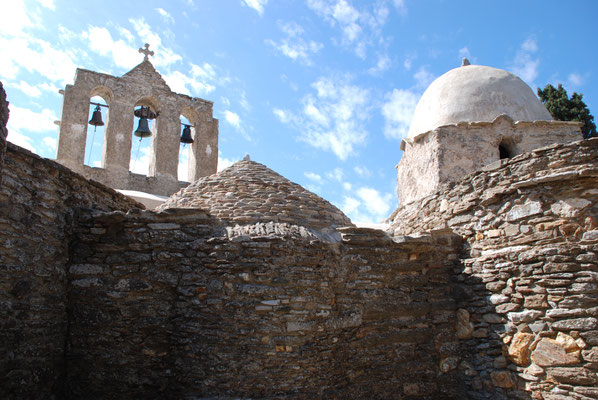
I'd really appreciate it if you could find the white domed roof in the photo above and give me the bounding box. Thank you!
[407,63,552,139]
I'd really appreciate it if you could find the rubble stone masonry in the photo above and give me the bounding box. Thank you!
[65,210,461,399]
[391,138,598,399]
[0,143,142,399]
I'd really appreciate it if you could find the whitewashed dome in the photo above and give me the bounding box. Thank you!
[407,61,552,138]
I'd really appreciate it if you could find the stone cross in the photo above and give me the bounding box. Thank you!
[139,43,154,62]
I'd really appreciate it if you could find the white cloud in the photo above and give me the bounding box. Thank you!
[568,73,585,87]
[393,0,407,15]
[223,110,250,140]
[0,1,32,36]
[266,21,323,66]
[306,0,388,59]
[239,91,251,112]
[163,62,224,96]
[276,76,370,159]
[458,46,471,60]
[413,66,435,89]
[357,187,392,216]
[341,196,361,215]
[381,88,419,139]
[243,0,268,15]
[0,35,78,86]
[338,186,394,224]
[224,110,241,129]
[510,37,539,86]
[304,171,323,184]
[42,136,57,151]
[156,8,175,24]
[191,62,217,80]
[83,26,140,69]
[118,27,135,43]
[218,154,236,171]
[7,131,36,153]
[403,53,416,70]
[129,17,182,68]
[521,38,538,53]
[7,104,58,133]
[326,167,343,182]
[9,81,42,97]
[353,165,371,177]
[368,54,391,75]
[164,70,215,96]
[36,0,55,9]
[273,108,290,123]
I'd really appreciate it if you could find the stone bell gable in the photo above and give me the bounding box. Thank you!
[56,49,218,197]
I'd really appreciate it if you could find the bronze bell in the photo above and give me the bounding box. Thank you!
[134,117,152,138]
[180,124,193,144]
[89,105,104,127]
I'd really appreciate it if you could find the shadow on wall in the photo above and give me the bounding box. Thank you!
[391,138,598,399]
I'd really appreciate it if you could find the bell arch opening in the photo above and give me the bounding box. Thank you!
[130,97,160,176]
[84,94,109,168]
[178,106,199,182]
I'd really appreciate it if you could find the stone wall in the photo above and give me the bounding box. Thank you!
[390,138,598,399]
[0,143,142,399]
[0,82,8,174]
[65,209,462,399]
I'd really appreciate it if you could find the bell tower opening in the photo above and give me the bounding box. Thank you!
[85,96,108,168]
[129,98,159,176]
[178,115,194,182]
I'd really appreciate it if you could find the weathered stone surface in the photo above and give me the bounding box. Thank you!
[490,370,516,388]
[555,332,581,353]
[552,318,598,331]
[547,367,596,385]
[582,348,598,362]
[0,82,7,171]
[508,332,535,366]
[158,160,353,235]
[456,308,474,339]
[390,137,598,400]
[509,310,543,324]
[506,201,543,222]
[581,331,598,346]
[0,142,140,399]
[551,198,592,218]
[531,338,580,366]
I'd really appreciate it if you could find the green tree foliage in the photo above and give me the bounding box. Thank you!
[537,84,596,139]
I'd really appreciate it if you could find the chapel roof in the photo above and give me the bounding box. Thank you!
[158,159,353,231]
[407,61,552,139]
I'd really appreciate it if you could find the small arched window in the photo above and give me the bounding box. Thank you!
[499,143,511,159]
[498,139,514,160]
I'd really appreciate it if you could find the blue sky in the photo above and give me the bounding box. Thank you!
[2,0,597,223]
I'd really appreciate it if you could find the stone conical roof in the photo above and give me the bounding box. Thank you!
[158,160,353,231]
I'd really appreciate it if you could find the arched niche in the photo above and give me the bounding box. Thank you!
[498,137,515,160]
